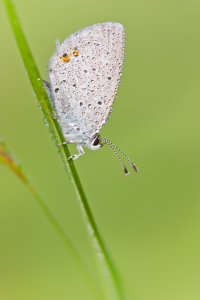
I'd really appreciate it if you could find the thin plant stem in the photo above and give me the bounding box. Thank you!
[3,1,126,299]
[0,137,102,300]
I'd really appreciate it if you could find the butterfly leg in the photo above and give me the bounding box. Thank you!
[49,112,58,121]
[57,140,84,146]
[49,112,67,125]
[57,141,73,146]
[68,144,85,161]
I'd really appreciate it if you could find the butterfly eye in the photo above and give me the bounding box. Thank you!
[92,135,100,146]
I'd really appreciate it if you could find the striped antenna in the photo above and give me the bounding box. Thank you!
[100,138,138,174]
[101,138,130,176]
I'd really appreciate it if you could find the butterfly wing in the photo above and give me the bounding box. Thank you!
[48,22,125,143]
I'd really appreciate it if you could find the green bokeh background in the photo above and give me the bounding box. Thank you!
[0,0,200,299]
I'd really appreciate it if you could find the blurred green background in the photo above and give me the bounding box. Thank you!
[0,0,200,299]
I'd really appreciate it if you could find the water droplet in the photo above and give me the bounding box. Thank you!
[43,117,49,126]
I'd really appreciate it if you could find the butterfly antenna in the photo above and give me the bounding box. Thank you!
[101,138,138,173]
[100,138,130,176]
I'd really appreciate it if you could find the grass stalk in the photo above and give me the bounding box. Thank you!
[3,1,126,299]
[0,137,102,300]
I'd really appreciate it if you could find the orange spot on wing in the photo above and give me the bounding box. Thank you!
[60,48,79,62]
[73,50,79,56]
[60,53,71,62]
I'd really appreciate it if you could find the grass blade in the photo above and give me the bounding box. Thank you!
[0,137,102,300]
[3,1,126,299]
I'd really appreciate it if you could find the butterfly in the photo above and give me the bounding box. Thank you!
[43,22,138,175]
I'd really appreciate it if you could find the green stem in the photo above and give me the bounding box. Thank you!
[3,1,126,299]
[30,186,102,300]
[0,137,101,300]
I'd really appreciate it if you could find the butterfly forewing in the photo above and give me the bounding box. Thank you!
[48,23,125,142]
